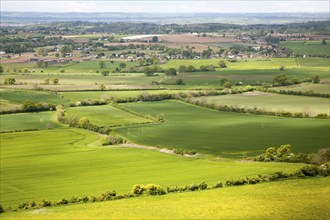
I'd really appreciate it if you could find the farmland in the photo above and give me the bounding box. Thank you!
[2,177,329,219]
[64,105,153,127]
[192,91,330,116]
[115,100,329,157]
[0,128,304,208]
[0,10,329,219]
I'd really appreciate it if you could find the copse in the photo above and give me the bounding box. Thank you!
[164,68,177,76]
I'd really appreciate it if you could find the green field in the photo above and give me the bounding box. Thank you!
[0,89,69,105]
[273,83,330,94]
[61,90,191,102]
[64,105,152,127]
[192,92,330,116]
[280,40,330,56]
[2,177,329,219]
[114,100,330,157]
[0,128,304,208]
[161,58,298,69]
[0,112,61,132]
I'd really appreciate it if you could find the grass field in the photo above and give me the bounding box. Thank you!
[192,91,330,116]
[61,90,191,102]
[2,177,329,219]
[0,112,61,132]
[0,128,304,208]
[64,105,153,127]
[0,89,69,105]
[280,40,330,56]
[273,83,330,94]
[114,100,330,157]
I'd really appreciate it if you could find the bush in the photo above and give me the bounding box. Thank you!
[187,184,199,191]
[41,200,51,207]
[0,204,4,213]
[198,181,208,190]
[300,165,320,176]
[131,184,145,195]
[213,181,223,188]
[145,184,166,195]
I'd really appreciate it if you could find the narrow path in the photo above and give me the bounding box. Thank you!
[119,143,200,158]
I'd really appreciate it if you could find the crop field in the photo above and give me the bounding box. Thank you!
[273,83,330,94]
[280,40,330,56]
[2,177,328,219]
[115,100,329,157]
[0,111,61,132]
[192,92,330,116]
[0,128,304,208]
[61,90,191,101]
[0,89,69,105]
[64,105,153,127]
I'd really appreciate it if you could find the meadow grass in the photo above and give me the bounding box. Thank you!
[0,111,61,132]
[161,58,299,69]
[273,83,330,94]
[1,177,329,219]
[60,90,192,102]
[0,128,304,208]
[280,40,330,56]
[0,89,69,105]
[64,105,153,127]
[115,100,330,157]
[192,91,330,116]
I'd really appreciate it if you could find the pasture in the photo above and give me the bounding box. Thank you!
[61,90,190,102]
[2,177,329,219]
[0,89,69,105]
[114,100,330,157]
[273,83,330,94]
[0,128,304,208]
[0,111,61,132]
[280,40,330,56]
[64,105,152,127]
[192,91,330,116]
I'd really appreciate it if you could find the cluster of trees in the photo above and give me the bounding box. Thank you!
[255,144,330,165]
[101,135,125,145]
[3,77,16,85]
[44,78,59,85]
[265,74,320,87]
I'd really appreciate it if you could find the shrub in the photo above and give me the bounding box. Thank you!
[300,165,320,177]
[4,77,16,85]
[41,200,51,207]
[0,204,4,213]
[198,181,208,190]
[213,181,223,188]
[131,184,145,195]
[145,184,166,195]
[187,184,199,191]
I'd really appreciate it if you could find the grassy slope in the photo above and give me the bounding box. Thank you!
[2,178,329,219]
[280,40,330,56]
[0,89,69,105]
[192,92,330,116]
[64,105,152,127]
[0,112,61,132]
[115,100,330,157]
[61,90,188,102]
[0,128,303,208]
[273,83,330,94]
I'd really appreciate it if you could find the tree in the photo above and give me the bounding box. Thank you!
[321,39,327,45]
[52,78,59,85]
[178,65,187,72]
[312,75,320,84]
[151,36,159,42]
[99,84,106,91]
[22,100,36,112]
[144,67,154,76]
[176,79,184,85]
[99,61,106,68]
[119,62,126,69]
[279,65,285,71]
[223,81,232,89]
[44,78,50,85]
[164,68,177,76]
[101,70,109,76]
[59,45,72,54]
[220,78,229,85]
[218,60,227,68]
[186,65,196,72]
[138,59,145,67]
[78,117,91,129]
[0,65,4,74]
[4,77,16,85]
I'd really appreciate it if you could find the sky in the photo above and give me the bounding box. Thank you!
[1,0,329,13]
